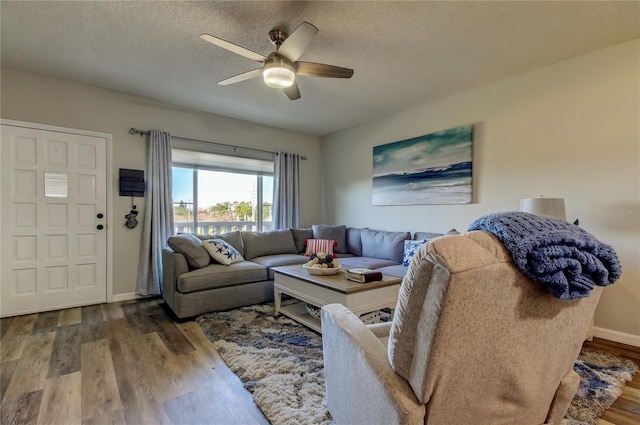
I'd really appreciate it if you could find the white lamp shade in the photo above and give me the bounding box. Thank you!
[519,198,566,220]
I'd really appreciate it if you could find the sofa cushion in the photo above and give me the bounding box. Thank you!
[196,231,244,257]
[291,228,313,254]
[202,239,244,265]
[177,261,268,293]
[305,239,336,257]
[376,264,408,278]
[242,229,298,260]
[167,234,210,269]
[338,256,400,270]
[250,254,308,279]
[361,229,410,263]
[403,239,429,266]
[413,231,443,240]
[313,224,347,254]
[346,227,364,256]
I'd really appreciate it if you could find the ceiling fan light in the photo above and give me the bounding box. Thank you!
[263,61,295,88]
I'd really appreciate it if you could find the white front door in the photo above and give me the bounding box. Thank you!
[1,124,108,316]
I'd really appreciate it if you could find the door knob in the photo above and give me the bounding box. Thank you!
[97,224,104,230]
[97,213,104,219]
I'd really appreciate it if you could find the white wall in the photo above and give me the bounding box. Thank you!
[1,68,321,297]
[321,39,640,340]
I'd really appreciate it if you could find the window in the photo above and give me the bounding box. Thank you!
[171,147,274,235]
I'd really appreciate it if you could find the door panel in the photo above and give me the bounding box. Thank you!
[1,125,108,316]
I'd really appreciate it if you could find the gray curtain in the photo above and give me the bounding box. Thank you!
[273,152,300,229]
[136,130,174,296]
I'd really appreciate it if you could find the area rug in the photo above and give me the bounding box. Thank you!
[196,304,637,425]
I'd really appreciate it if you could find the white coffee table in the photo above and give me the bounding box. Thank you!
[272,264,403,333]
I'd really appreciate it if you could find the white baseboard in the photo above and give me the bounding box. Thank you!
[110,292,149,303]
[593,327,640,347]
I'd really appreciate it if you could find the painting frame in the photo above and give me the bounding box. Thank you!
[372,125,473,205]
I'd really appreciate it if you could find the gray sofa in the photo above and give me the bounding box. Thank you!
[161,224,450,318]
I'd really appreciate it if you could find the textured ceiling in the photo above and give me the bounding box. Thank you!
[2,1,639,136]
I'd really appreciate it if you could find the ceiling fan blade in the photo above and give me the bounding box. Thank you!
[283,82,301,100]
[277,22,318,62]
[296,62,354,79]
[200,33,268,62]
[217,68,263,86]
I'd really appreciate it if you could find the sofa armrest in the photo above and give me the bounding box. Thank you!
[321,304,424,425]
[162,247,189,307]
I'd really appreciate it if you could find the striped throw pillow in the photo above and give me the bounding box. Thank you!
[304,239,337,257]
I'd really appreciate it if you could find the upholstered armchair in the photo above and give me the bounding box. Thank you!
[321,231,602,425]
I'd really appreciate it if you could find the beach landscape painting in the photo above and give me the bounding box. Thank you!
[372,125,473,205]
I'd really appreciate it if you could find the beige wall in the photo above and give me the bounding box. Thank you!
[321,39,640,339]
[1,68,321,296]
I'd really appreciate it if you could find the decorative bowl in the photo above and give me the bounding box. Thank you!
[302,262,342,275]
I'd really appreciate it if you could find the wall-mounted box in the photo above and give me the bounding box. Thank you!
[119,168,145,197]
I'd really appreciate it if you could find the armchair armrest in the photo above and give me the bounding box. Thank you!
[321,304,424,425]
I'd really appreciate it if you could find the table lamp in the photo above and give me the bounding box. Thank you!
[519,197,566,220]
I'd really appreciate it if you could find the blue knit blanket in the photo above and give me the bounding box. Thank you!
[468,212,621,300]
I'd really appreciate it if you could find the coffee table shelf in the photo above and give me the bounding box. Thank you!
[279,302,321,333]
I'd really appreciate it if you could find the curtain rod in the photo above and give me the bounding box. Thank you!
[129,127,307,160]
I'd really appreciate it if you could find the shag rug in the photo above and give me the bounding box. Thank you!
[196,304,638,425]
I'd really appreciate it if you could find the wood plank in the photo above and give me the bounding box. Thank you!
[176,322,269,425]
[0,314,38,363]
[81,408,126,425]
[37,372,81,425]
[3,331,55,399]
[31,311,60,334]
[0,390,43,425]
[81,339,123,421]
[106,318,134,342]
[175,321,226,368]
[601,407,640,425]
[57,307,82,327]
[47,323,81,378]
[1,360,18,401]
[622,386,640,403]
[124,312,158,335]
[101,303,125,322]
[81,305,107,344]
[108,333,171,425]
[120,299,163,317]
[148,314,195,356]
[162,388,260,425]
[0,317,15,340]
[128,332,186,401]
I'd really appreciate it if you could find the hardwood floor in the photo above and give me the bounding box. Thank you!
[0,298,268,425]
[0,299,638,425]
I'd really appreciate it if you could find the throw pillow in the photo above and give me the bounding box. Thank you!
[403,239,429,266]
[291,228,313,254]
[361,229,411,263]
[241,229,298,260]
[167,234,210,269]
[304,239,337,257]
[312,224,347,254]
[346,227,365,256]
[202,239,244,265]
[198,231,245,257]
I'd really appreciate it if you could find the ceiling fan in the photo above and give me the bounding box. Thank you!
[200,21,354,100]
